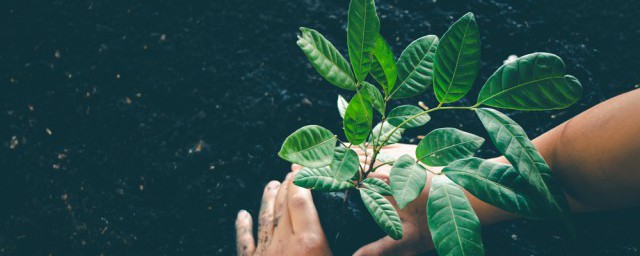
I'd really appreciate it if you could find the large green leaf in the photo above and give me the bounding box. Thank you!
[370,35,397,95]
[347,0,380,82]
[297,27,357,90]
[359,188,403,240]
[362,81,385,116]
[387,105,430,129]
[390,154,427,209]
[475,108,572,219]
[330,147,360,181]
[415,128,484,166]
[476,52,582,110]
[344,90,373,144]
[337,94,348,118]
[363,178,392,196]
[294,167,355,191]
[279,125,337,168]
[370,121,404,147]
[390,35,439,99]
[443,157,548,218]
[433,12,481,103]
[428,175,484,256]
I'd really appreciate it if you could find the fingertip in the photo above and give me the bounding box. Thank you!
[291,164,303,171]
[266,180,281,190]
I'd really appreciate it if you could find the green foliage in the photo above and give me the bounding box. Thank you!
[363,178,393,196]
[390,35,439,99]
[362,81,386,116]
[347,0,380,82]
[278,125,337,168]
[344,89,373,144]
[294,167,355,191]
[330,147,360,181]
[390,155,427,209]
[415,128,484,166]
[387,105,431,128]
[370,35,398,95]
[360,188,403,240]
[370,121,403,146]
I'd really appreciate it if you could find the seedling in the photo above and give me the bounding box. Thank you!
[279,0,581,254]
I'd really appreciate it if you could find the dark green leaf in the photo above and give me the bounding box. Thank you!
[360,188,403,240]
[476,52,582,110]
[278,125,337,168]
[390,35,439,99]
[390,154,427,209]
[344,90,373,144]
[428,175,484,256]
[363,178,392,196]
[415,128,484,166]
[362,81,385,116]
[370,35,398,95]
[297,27,357,90]
[387,105,430,129]
[370,121,404,147]
[433,12,481,103]
[294,167,355,191]
[347,0,380,82]
[330,147,360,181]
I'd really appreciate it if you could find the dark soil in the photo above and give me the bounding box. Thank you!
[1,0,639,255]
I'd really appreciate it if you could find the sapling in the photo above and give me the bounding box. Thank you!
[279,0,582,254]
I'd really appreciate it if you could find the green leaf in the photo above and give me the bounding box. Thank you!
[443,157,548,218]
[363,178,392,196]
[390,35,439,99]
[294,167,355,191]
[476,52,582,110]
[387,105,430,129]
[330,147,360,181]
[344,90,373,144]
[390,154,427,209]
[415,128,484,166]
[359,188,403,240]
[347,0,380,82]
[376,152,398,165]
[337,95,348,118]
[428,175,485,256]
[278,125,337,168]
[297,27,357,90]
[475,108,572,219]
[362,81,386,116]
[370,121,404,146]
[370,35,398,95]
[433,12,481,103]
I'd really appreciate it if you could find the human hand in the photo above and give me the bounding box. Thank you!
[235,172,332,256]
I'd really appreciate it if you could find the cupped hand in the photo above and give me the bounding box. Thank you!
[235,172,332,256]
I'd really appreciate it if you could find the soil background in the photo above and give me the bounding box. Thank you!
[1,0,639,255]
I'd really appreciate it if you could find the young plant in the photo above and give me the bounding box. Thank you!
[280,0,582,254]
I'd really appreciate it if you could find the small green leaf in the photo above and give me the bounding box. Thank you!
[476,52,582,111]
[433,12,481,103]
[344,90,373,144]
[362,81,385,116]
[370,121,404,147]
[370,35,398,95]
[347,0,380,82]
[363,178,392,196]
[337,95,348,118]
[279,125,337,168]
[390,35,439,99]
[359,188,403,240]
[415,128,484,166]
[330,147,360,181]
[443,157,548,218]
[294,167,355,191]
[428,175,485,256]
[390,154,427,209]
[387,105,430,129]
[376,152,397,164]
[297,27,357,90]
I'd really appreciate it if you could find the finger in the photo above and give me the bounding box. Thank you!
[274,172,294,234]
[291,164,303,172]
[287,176,322,234]
[353,236,414,256]
[235,210,256,256]
[255,180,280,253]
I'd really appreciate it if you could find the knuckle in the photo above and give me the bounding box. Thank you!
[296,234,323,252]
[289,194,309,208]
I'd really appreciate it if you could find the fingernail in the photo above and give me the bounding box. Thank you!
[237,209,248,218]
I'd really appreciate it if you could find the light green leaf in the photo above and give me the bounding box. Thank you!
[297,27,357,90]
[433,12,481,103]
[476,52,582,110]
[294,167,355,191]
[376,152,398,165]
[387,105,430,129]
[344,90,373,144]
[428,175,485,256]
[443,157,549,218]
[390,154,427,209]
[278,125,337,168]
[390,35,439,99]
[347,0,380,82]
[330,147,360,181]
[370,35,397,95]
[475,108,572,220]
[415,128,484,166]
[363,178,392,196]
[337,94,348,118]
[370,121,404,147]
[362,81,385,116]
[360,188,403,240]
